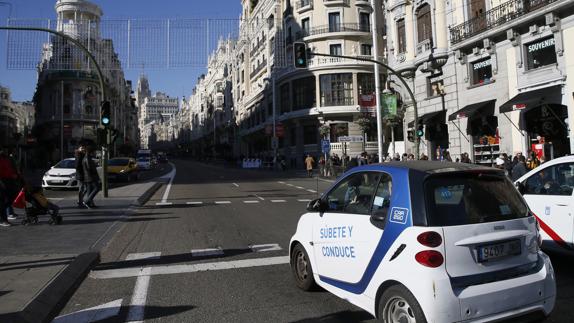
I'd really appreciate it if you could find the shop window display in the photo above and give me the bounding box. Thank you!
[471,57,493,85]
[525,36,557,70]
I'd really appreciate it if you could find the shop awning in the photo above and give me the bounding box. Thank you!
[499,85,562,113]
[448,99,496,121]
[408,110,446,128]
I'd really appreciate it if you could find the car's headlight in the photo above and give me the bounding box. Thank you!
[69,172,76,178]
[43,172,50,178]
[120,169,126,173]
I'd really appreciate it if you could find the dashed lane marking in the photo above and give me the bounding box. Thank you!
[125,252,161,261]
[270,200,286,203]
[186,201,203,205]
[249,243,282,252]
[278,181,285,184]
[215,201,231,204]
[232,183,239,187]
[191,247,224,257]
[297,199,312,202]
[295,186,304,189]
[155,202,173,206]
[286,183,294,187]
[243,200,260,204]
[306,189,317,193]
[90,256,290,279]
[254,194,265,201]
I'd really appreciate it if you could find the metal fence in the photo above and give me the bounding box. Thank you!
[5,18,240,70]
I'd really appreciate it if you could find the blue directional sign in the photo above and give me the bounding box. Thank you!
[321,139,331,154]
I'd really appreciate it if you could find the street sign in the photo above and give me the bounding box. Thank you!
[321,139,331,153]
[271,136,279,149]
[338,136,364,143]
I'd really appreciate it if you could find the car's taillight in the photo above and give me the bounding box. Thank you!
[415,250,444,268]
[417,231,442,248]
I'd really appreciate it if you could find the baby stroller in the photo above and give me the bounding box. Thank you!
[17,186,62,225]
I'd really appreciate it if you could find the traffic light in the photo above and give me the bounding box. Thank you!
[96,128,107,146]
[293,42,308,69]
[416,124,424,138]
[407,129,415,142]
[110,128,120,144]
[100,101,111,127]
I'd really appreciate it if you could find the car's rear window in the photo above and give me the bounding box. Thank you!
[424,173,529,226]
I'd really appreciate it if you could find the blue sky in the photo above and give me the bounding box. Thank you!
[0,0,242,101]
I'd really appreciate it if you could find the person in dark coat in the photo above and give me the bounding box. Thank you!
[81,146,100,208]
[511,155,528,181]
[75,146,86,208]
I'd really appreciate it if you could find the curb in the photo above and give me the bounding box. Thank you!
[0,252,100,323]
[132,181,163,207]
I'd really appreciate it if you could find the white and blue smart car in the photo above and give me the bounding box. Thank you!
[290,162,555,323]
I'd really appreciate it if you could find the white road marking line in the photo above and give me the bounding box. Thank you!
[125,252,161,261]
[232,183,239,187]
[191,247,224,257]
[286,183,294,187]
[278,181,285,184]
[254,194,265,201]
[90,256,290,279]
[155,202,173,206]
[295,186,304,189]
[270,200,286,203]
[243,200,260,204]
[306,189,317,193]
[215,201,231,204]
[126,267,151,323]
[186,201,203,205]
[52,298,123,323]
[47,197,64,201]
[318,178,335,183]
[249,243,283,252]
[297,199,312,202]
[159,163,177,204]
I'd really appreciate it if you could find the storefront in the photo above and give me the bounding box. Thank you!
[499,85,570,159]
[448,99,499,165]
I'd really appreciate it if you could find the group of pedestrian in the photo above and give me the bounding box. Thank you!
[74,145,100,209]
[495,151,545,181]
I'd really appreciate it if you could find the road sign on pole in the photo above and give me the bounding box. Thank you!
[321,139,330,154]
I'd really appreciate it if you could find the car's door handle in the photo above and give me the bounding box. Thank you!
[556,204,569,207]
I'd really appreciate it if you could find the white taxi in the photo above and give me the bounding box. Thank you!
[290,162,555,322]
[516,155,574,254]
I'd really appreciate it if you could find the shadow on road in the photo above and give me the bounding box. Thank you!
[289,310,374,323]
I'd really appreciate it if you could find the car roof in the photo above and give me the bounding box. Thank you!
[353,161,496,175]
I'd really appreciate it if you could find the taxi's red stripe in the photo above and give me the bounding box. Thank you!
[532,212,574,251]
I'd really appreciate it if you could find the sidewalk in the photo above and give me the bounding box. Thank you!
[0,180,162,323]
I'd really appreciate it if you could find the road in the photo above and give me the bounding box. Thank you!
[53,159,574,323]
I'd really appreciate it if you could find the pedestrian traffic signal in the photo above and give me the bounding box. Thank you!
[407,129,415,142]
[416,125,424,137]
[101,101,111,127]
[293,42,308,69]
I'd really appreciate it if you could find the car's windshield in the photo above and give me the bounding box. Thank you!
[425,173,529,226]
[109,158,130,166]
[54,159,76,169]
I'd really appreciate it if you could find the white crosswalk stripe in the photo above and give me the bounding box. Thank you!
[243,200,260,204]
[191,247,224,257]
[215,201,231,204]
[125,252,161,261]
[270,200,286,203]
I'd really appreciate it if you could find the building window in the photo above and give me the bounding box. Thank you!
[396,19,406,54]
[329,44,342,56]
[328,12,341,32]
[357,73,375,95]
[320,73,353,106]
[303,125,317,145]
[471,57,493,85]
[525,36,557,70]
[360,44,372,56]
[293,76,316,110]
[416,4,432,44]
[280,83,291,114]
[301,18,310,36]
[359,12,370,32]
[428,78,444,97]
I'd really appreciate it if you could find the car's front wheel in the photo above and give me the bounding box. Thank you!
[290,243,317,291]
[379,285,427,323]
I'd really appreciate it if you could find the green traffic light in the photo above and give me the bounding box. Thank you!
[416,130,424,137]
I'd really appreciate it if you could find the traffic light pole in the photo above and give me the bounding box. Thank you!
[309,52,420,160]
[1,26,110,196]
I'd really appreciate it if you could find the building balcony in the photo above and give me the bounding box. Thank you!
[250,60,267,79]
[308,55,373,68]
[450,0,560,45]
[323,0,350,7]
[295,0,313,13]
[296,23,371,40]
[355,0,371,7]
[250,36,267,56]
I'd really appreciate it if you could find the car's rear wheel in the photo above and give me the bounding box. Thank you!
[290,243,317,291]
[379,285,427,323]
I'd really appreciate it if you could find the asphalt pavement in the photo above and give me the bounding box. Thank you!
[52,159,574,323]
[0,164,171,323]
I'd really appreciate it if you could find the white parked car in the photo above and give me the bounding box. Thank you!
[290,162,555,322]
[516,155,574,254]
[42,158,79,189]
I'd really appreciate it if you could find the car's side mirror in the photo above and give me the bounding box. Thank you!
[515,181,526,195]
[307,198,326,213]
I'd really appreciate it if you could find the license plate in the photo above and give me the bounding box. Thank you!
[51,180,64,184]
[477,239,521,262]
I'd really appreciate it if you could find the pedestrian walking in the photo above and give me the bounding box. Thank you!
[0,148,21,225]
[81,146,100,208]
[75,146,86,208]
[305,154,315,177]
[511,155,528,181]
